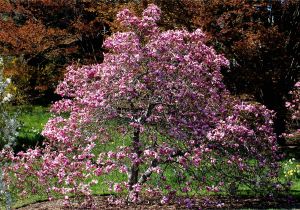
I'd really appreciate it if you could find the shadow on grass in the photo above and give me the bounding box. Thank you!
[9,105,51,152]
[14,134,44,152]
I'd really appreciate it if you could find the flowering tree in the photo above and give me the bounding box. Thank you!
[2,4,282,208]
[285,81,300,140]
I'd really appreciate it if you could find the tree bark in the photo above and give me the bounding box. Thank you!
[128,128,141,191]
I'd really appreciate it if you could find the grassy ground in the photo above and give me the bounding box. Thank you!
[3,105,300,209]
[12,105,51,152]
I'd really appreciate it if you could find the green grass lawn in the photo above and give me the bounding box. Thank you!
[11,105,51,152]
[2,105,300,209]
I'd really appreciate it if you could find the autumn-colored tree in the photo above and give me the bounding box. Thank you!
[0,0,130,103]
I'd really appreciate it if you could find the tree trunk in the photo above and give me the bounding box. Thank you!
[128,128,141,191]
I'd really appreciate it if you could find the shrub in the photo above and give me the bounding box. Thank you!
[0,56,18,209]
[283,158,300,181]
[1,4,283,208]
[0,58,18,150]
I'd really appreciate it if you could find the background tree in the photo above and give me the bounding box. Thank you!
[0,0,112,103]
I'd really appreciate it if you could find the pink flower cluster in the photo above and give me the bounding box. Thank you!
[284,81,300,139]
